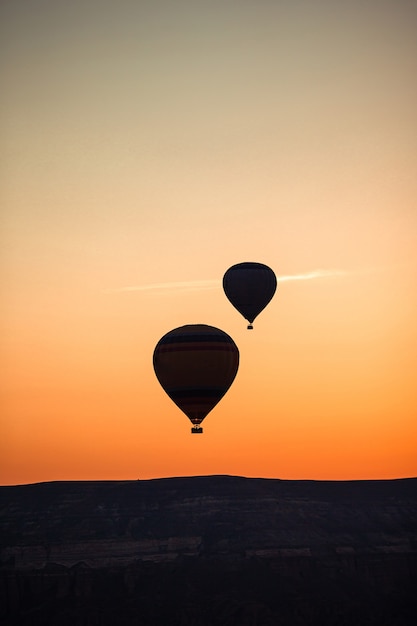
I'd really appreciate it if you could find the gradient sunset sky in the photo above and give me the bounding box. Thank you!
[2,0,416,485]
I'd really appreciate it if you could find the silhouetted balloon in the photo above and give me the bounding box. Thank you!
[153,324,239,434]
[223,262,277,329]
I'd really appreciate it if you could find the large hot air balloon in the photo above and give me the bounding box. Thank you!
[153,324,239,433]
[223,262,277,329]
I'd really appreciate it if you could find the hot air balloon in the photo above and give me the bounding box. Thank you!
[223,262,277,329]
[153,324,239,433]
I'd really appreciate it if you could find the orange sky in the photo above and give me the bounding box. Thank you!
[1,0,417,485]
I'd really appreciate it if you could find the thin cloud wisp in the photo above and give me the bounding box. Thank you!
[105,269,352,294]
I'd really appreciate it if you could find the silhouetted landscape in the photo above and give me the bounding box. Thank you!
[1,475,416,625]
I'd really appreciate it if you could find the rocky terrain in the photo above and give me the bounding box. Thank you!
[1,475,416,625]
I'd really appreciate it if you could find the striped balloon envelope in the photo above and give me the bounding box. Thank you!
[153,325,239,433]
[223,262,277,329]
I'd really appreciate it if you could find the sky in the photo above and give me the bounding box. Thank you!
[1,0,416,485]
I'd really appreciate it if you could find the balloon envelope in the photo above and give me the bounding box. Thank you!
[223,262,277,328]
[153,324,239,432]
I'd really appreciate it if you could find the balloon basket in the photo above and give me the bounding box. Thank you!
[191,426,203,434]
[247,324,253,330]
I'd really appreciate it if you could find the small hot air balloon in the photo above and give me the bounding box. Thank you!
[153,324,239,433]
[223,262,277,329]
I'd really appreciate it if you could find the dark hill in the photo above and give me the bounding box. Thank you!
[1,475,416,625]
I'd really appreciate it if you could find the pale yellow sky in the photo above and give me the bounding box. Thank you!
[1,0,416,484]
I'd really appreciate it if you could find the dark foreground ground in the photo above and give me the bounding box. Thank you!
[1,475,416,625]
